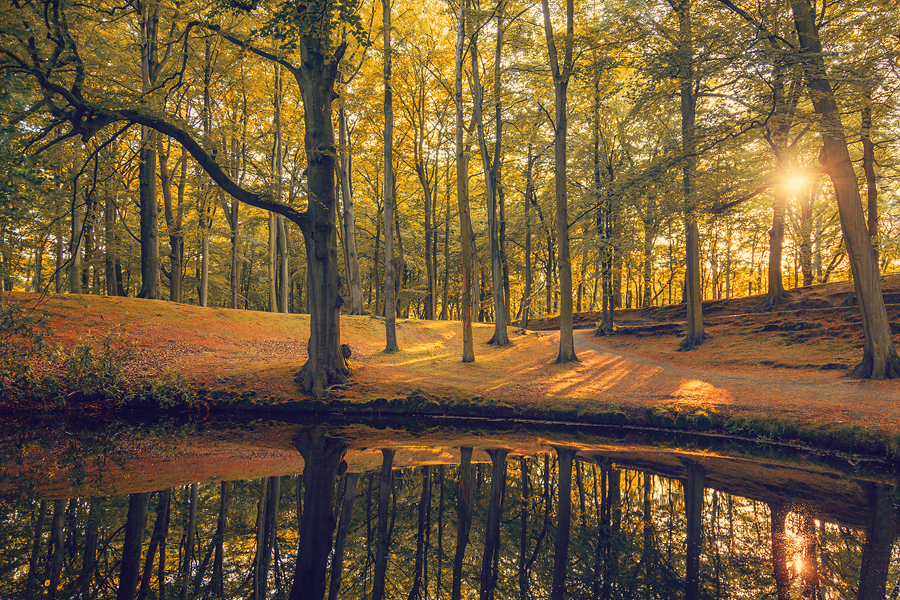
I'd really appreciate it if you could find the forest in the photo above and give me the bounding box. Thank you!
[1,0,900,394]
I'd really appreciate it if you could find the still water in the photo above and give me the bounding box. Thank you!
[1,420,898,599]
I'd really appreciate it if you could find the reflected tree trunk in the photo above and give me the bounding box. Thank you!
[552,448,575,600]
[288,428,349,600]
[480,448,509,600]
[857,483,895,600]
[179,483,198,600]
[25,499,46,598]
[769,502,790,600]
[118,492,151,600]
[137,489,171,600]
[518,459,530,599]
[452,447,475,600]
[373,449,395,600]
[210,482,231,599]
[329,472,359,600]
[683,461,704,600]
[436,466,445,597]
[409,466,432,600]
[78,497,102,599]
[45,499,66,600]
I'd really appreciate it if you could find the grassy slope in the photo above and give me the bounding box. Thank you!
[8,275,900,452]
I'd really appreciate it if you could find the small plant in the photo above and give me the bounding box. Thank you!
[61,327,138,403]
[129,370,198,411]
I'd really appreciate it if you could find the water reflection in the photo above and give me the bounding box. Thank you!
[2,426,898,599]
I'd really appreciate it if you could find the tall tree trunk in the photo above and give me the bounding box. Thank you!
[518,459,530,599]
[289,33,352,395]
[288,428,348,600]
[159,139,185,303]
[455,0,475,362]
[520,145,534,330]
[338,91,364,315]
[671,0,704,349]
[791,0,900,379]
[766,192,787,306]
[373,449,395,600]
[452,447,475,600]
[136,0,161,300]
[541,0,577,362]
[69,145,83,294]
[382,0,399,352]
[861,94,878,257]
[472,5,509,346]
[269,63,284,313]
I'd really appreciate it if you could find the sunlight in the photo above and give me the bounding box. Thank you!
[786,172,807,192]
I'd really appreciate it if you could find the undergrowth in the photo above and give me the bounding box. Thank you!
[0,301,197,411]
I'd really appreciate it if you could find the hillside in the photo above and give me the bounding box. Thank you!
[5,276,900,453]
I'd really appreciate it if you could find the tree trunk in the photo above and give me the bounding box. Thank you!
[290,34,352,396]
[672,0,704,349]
[791,0,900,379]
[136,0,162,300]
[69,146,83,294]
[382,0,399,352]
[472,5,509,346]
[541,0,577,362]
[288,428,348,600]
[455,0,475,362]
[520,145,534,330]
[338,96,364,315]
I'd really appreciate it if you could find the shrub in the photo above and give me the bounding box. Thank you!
[60,327,137,402]
[0,301,52,400]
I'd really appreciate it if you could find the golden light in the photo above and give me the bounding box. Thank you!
[787,172,807,192]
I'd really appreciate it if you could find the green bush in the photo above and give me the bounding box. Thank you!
[129,370,198,411]
[60,327,137,402]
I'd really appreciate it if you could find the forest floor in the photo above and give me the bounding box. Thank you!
[6,274,900,453]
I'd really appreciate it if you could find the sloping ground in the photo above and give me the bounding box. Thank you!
[5,276,900,452]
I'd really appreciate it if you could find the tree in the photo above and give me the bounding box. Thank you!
[789,0,900,379]
[540,0,578,362]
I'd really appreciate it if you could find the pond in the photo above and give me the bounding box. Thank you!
[1,417,897,599]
